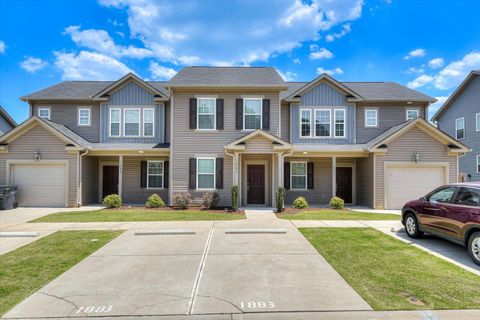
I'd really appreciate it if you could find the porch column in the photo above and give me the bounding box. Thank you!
[332,156,336,198]
[118,155,123,198]
[233,152,239,185]
[278,152,283,188]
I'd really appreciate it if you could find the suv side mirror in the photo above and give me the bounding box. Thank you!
[420,196,427,202]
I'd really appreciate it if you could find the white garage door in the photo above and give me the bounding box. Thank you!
[11,163,67,207]
[386,166,445,210]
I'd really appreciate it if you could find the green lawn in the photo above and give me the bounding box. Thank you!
[31,208,246,223]
[0,230,122,315]
[300,228,480,310]
[278,209,399,220]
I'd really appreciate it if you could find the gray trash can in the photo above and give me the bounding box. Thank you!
[0,186,17,210]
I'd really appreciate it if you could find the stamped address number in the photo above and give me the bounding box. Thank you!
[76,306,113,314]
[240,301,275,309]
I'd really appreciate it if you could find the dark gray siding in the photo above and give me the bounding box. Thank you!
[437,75,480,181]
[82,156,99,204]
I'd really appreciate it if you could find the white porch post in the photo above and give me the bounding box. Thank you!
[118,155,123,198]
[278,152,283,188]
[233,152,239,185]
[332,156,336,198]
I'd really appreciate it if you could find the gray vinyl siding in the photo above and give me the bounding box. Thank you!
[0,124,78,206]
[109,81,157,105]
[82,156,99,205]
[356,103,427,143]
[437,75,480,181]
[281,103,290,141]
[165,102,171,143]
[0,115,14,135]
[356,154,374,208]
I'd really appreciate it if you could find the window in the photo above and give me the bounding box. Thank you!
[38,107,51,120]
[454,187,480,207]
[476,113,480,132]
[455,117,465,140]
[365,109,377,127]
[143,108,155,137]
[334,109,346,137]
[197,158,215,190]
[428,187,457,204]
[291,162,307,190]
[124,108,140,137]
[243,98,262,130]
[477,155,480,173]
[406,109,419,121]
[109,108,121,137]
[197,98,216,130]
[78,108,91,126]
[300,109,312,137]
[315,109,331,137]
[147,161,163,188]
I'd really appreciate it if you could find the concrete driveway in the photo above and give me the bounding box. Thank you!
[4,216,371,318]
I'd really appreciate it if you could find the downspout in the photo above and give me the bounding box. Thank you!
[224,148,235,206]
[77,149,89,207]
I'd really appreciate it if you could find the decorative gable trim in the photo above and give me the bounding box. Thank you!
[225,129,292,151]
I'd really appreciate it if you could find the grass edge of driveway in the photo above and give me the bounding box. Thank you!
[278,209,399,220]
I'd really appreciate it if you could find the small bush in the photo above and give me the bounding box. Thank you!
[103,194,122,208]
[293,196,308,209]
[202,191,220,209]
[275,187,285,212]
[231,185,239,212]
[329,196,345,209]
[145,193,165,208]
[172,192,192,209]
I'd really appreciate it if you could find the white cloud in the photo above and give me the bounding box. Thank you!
[293,58,301,64]
[325,23,351,42]
[316,67,343,76]
[0,40,5,53]
[54,50,133,80]
[277,70,297,81]
[404,48,426,60]
[407,74,433,89]
[428,57,444,69]
[405,66,425,74]
[428,96,449,119]
[149,61,177,80]
[20,56,48,73]
[99,0,364,65]
[309,45,333,59]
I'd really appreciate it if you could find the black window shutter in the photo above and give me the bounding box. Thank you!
[236,99,243,130]
[189,158,196,189]
[140,161,147,188]
[189,98,197,129]
[284,162,290,190]
[216,99,224,130]
[216,158,224,189]
[307,162,314,190]
[262,99,270,130]
[163,161,169,188]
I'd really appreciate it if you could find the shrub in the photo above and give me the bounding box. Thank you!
[231,185,239,212]
[145,193,165,208]
[275,187,285,212]
[202,191,220,209]
[172,192,192,209]
[103,194,122,208]
[329,196,345,209]
[293,196,308,209]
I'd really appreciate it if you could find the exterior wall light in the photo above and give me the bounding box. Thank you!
[413,153,420,163]
[34,151,40,161]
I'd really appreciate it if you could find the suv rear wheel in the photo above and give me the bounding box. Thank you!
[404,213,423,238]
[468,231,480,266]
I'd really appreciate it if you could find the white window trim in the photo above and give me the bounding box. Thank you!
[477,155,480,174]
[290,161,307,190]
[123,108,141,137]
[476,113,480,132]
[109,108,121,137]
[196,157,216,191]
[78,107,91,126]
[197,97,216,131]
[365,109,378,128]
[314,109,331,138]
[334,109,346,138]
[142,108,155,137]
[299,109,312,138]
[243,98,263,131]
[146,160,164,189]
[406,109,419,121]
[38,107,51,120]
[455,117,465,140]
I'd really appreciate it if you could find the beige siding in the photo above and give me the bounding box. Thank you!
[374,126,458,209]
[0,124,78,206]
[281,103,290,142]
[245,136,273,152]
[356,154,374,208]
[82,156,99,204]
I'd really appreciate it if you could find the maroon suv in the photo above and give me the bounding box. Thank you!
[401,182,480,266]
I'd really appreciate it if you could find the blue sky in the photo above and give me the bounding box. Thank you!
[1,0,479,123]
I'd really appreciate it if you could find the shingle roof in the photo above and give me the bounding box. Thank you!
[168,66,286,87]
[42,118,91,147]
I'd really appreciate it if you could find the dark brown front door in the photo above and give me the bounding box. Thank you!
[336,167,353,203]
[102,166,119,199]
[247,165,265,204]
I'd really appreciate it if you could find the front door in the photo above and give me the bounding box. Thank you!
[336,167,353,203]
[102,166,119,199]
[247,165,265,204]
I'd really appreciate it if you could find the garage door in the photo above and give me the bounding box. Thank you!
[386,166,445,209]
[11,164,66,207]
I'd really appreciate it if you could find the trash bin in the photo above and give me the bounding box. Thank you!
[0,185,17,210]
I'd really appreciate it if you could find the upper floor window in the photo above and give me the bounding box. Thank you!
[315,109,331,137]
[198,98,216,130]
[300,109,312,137]
[38,107,51,120]
[244,98,262,130]
[476,113,480,132]
[143,108,154,137]
[109,108,121,137]
[78,107,91,126]
[455,117,465,140]
[124,108,141,137]
[197,157,215,190]
[365,109,377,127]
[334,109,346,138]
[291,162,307,190]
[147,160,163,189]
[406,109,419,121]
